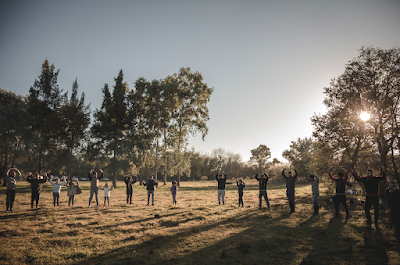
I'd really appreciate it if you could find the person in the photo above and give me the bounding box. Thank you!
[350,166,386,226]
[143,176,158,206]
[49,175,67,206]
[329,168,349,219]
[124,175,137,204]
[306,172,320,215]
[27,172,48,209]
[67,178,80,206]
[100,183,114,206]
[386,184,400,235]
[282,168,298,213]
[5,168,21,211]
[255,172,270,209]
[236,179,245,207]
[215,171,227,205]
[170,181,178,205]
[88,169,104,207]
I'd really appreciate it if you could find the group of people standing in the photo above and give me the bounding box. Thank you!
[226,166,387,226]
[3,166,390,227]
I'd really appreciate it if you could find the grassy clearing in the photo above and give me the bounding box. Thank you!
[0,179,399,265]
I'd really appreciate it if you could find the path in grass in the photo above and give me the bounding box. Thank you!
[0,180,399,265]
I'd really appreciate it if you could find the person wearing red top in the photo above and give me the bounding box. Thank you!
[350,166,386,226]
[329,168,349,219]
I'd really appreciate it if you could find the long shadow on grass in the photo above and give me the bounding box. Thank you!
[69,201,314,265]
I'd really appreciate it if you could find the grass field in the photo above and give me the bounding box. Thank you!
[0,179,399,265]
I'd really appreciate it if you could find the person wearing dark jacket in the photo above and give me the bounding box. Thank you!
[255,172,270,209]
[143,176,158,206]
[88,169,104,207]
[350,166,386,226]
[27,172,48,209]
[216,171,227,205]
[282,169,298,213]
[124,175,137,204]
[236,179,245,207]
[5,168,21,211]
[329,168,349,219]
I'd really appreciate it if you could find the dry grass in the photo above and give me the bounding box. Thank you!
[0,179,399,265]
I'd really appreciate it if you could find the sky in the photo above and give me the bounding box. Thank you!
[1,0,399,162]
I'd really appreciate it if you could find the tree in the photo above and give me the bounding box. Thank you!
[250,144,271,171]
[0,88,26,184]
[91,70,130,187]
[282,137,318,177]
[27,59,64,173]
[312,47,400,183]
[59,78,91,179]
[168,67,214,186]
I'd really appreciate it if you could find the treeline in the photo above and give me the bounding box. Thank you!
[0,60,214,186]
[1,46,400,186]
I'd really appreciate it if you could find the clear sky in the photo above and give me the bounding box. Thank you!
[1,0,399,162]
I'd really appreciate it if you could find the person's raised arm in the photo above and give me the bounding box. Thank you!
[60,176,66,185]
[305,172,311,182]
[98,169,104,180]
[243,182,245,188]
[26,172,33,182]
[15,168,21,179]
[294,169,298,178]
[282,169,287,179]
[350,168,361,180]
[88,170,93,180]
[133,176,137,184]
[327,169,336,181]
[215,173,219,180]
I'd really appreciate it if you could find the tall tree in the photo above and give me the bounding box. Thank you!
[91,70,130,187]
[27,59,64,173]
[169,67,213,186]
[60,79,91,179]
[0,89,26,183]
[282,137,318,177]
[312,47,400,183]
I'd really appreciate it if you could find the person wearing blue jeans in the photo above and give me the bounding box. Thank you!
[306,172,319,215]
[88,169,104,207]
[282,169,298,213]
[216,171,227,205]
[143,176,158,206]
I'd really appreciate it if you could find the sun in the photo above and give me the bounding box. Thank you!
[360,112,370,121]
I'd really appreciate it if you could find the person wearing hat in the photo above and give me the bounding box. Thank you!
[329,168,349,219]
[350,166,386,226]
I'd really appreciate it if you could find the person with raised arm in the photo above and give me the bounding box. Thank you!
[49,175,67,206]
[329,168,349,219]
[236,179,245,207]
[142,175,158,206]
[255,171,270,209]
[215,171,227,205]
[282,168,298,213]
[306,172,320,215]
[100,183,114,206]
[5,168,21,211]
[124,175,137,204]
[350,166,386,226]
[88,169,104,207]
[26,172,48,209]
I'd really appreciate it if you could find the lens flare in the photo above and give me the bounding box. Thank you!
[360,112,370,121]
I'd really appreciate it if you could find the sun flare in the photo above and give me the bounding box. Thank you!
[360,112,370,121]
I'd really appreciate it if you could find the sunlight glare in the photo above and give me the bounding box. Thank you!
[360,112,370,121]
